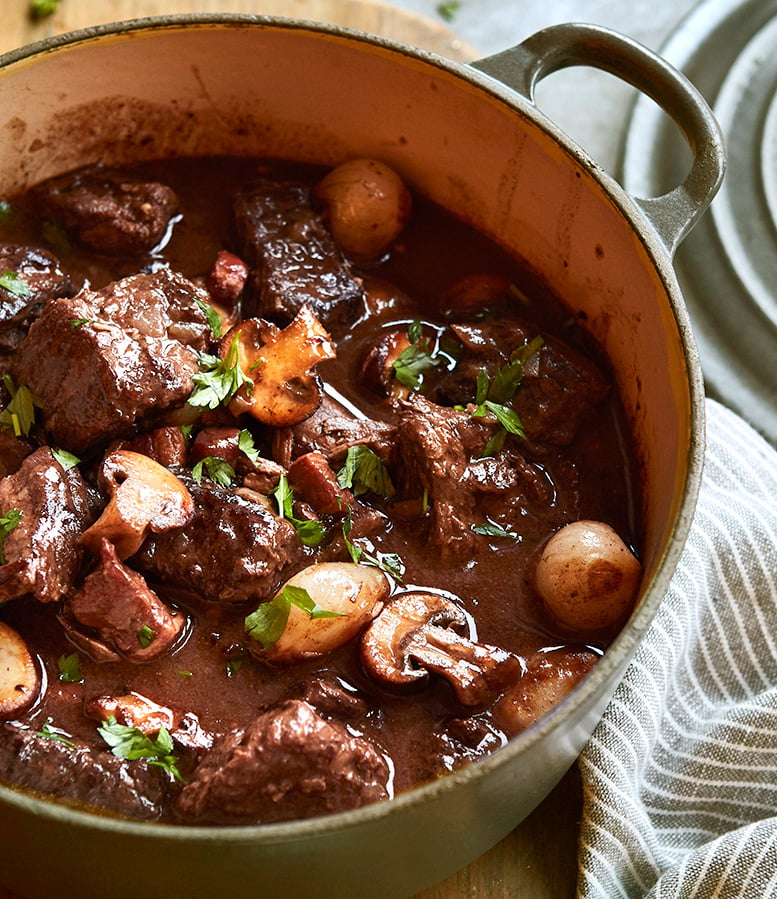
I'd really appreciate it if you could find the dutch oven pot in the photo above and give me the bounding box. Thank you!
[0,16,724,899]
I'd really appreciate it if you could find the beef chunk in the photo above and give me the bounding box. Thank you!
[11,267,211,453]
[0,447,92,604]
[118,425,189,469]
[288,451,353,515]
[66,539,185,661]
[31,167,179,256]
[278,395,397,468]
[396,395,550,555]
[0,428,33,478]
[135,476,304,604]
[0,244,77,353]
[175,700,390,824]
[0,723,166,819]
[450,319,610,446]
[235,179,364,328]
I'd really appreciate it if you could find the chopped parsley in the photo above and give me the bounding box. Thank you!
[37,721,76,747]
[188,338,252,410]
[57,652,82,683]
[69,318,92,329]
[245,584,346,652]
[192,455,235,487]
[272,474,327,547]
[51,447,80,471]
[29,0,60,18]
[436,0,461,21]
[98,716,182,781]
[471,519,520,539]
[341,507,404,582]
[392,319,446,391]
[237,428,261,466]
[0,374,42,437]
[0,201,12,226]
[225,653,244,678]
[194,296,223,339]
[137,625,156,649]
[336,445,395,498]
[0,271,31,299]
[0,508,22,565]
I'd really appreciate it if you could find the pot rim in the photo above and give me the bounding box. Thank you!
[0,13,706,842]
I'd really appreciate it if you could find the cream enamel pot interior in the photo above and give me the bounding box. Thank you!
[0,17,724,899]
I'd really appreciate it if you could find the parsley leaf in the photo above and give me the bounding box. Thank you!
[0,271,31,299]
[29,0,60,18]
[392,320,446,391]
[188,338,253,410]
[51,448,80,471]
[194,296,223,339]
[0,508,22,565]
[37,721,76,747]
[471,519,521,539]
[336,445,395,498]
[237,428,260,466]
[0,201,12,226]
[192,455,235,487]
[0,374,42,437]
[137,625,155,649]
[225,654,244,678]
[245,584,346,652]
[272,474,327,547]
[98,716,182,781]
[69,318,92,329]
[341,507,404,582]
[57,652,82,683]
[436,0,461,21]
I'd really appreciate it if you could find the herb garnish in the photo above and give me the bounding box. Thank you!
[244,584,346,652]
[436,0,461,21]
[0,508,22,565]
[51,448,80,471]
[194,296,223,339]
[392,319,446,391]
[98,716,183,781]
[336,445,395,498]
[137,625,156,649]
[29,0,60,19]
[37,721,76,747]
[225,653,244,678]
[341,507,405,582]
[0,201,12,226]
[471,519,520,539]
[0,374,42,437]
[237,428,260,466]
[57,652,82,683]
[0,271,31,299]
[272,474,327,547]
[69,318,92,329]
[192,455,235,487]
[188,338,253,410]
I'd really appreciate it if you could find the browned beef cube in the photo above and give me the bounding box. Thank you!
[134,477,304,604]
[396,395,550,556]
[235,179,364,328]
[0,244,77,353]
[0,446,92,604]
[0,428,33,478]
[278,395,397,468]
[175,700,390,824]
[67,539,185,661]
[31,167,179,256]
[11,268,211,453]
[0,723,166,820]
[451,318,610,446]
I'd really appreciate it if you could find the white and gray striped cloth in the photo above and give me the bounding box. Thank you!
[578,398,777,898]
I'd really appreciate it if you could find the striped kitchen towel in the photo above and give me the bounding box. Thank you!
[577,398,777,898]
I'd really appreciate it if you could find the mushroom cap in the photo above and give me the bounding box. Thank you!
[0,621,41,720]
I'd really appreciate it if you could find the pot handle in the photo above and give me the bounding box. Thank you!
[471,23,725,256]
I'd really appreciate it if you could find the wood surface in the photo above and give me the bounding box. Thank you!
[0,2,580,896]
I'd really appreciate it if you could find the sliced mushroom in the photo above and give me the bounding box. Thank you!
[225,305,336,426]
[80,449,194,559]
[0,621,41,719]
[247,562,389,665]
[314,158,412,261]
[535,520,642,633]
[360,592,523,706]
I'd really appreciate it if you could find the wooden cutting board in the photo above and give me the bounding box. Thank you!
[0,2,580,897]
